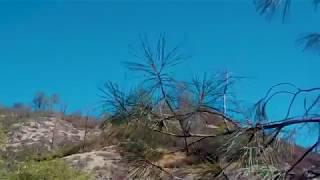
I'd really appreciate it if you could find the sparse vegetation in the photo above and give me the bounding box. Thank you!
[0,36,319,179]
[96,34,320,179]
[0,2,319,179]
[0,122,6,146]
[6,160,91,180]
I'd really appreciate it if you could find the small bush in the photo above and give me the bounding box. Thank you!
[86,123,177,152]
[7,159,91,180]
[0,122,6,146]
[63,114,100,129]
[120,140,146,156]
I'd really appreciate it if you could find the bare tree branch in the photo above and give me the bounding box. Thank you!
[285,140,320,176]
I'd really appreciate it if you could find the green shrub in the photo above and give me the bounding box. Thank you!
[0,122,6,146]
[7,160,91,180]
[0,121,8,176]
[114,123,177,148]
[0,158,9,178]
[120,140,146,156]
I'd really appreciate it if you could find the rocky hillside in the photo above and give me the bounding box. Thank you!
[0,112,319,180]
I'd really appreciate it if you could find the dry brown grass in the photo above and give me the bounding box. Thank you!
[62,115,100,130]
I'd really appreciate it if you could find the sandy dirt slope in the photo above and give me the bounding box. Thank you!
[5,117,99,152]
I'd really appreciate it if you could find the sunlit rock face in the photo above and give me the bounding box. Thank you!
[64,146,129,180]
[5,118,84,151]
[2,116,100,157]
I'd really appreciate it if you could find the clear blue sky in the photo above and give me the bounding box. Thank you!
[0,1,319,145]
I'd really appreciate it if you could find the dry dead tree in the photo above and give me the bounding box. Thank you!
[100,34,240,154]
[99,35,320,179]
[249,83,320,178]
